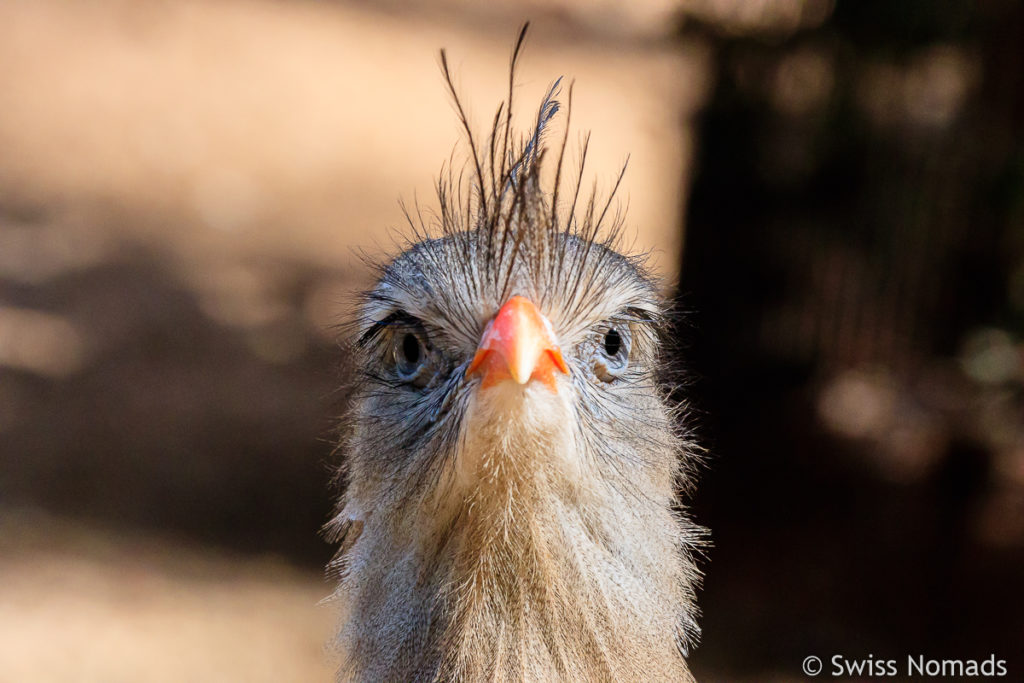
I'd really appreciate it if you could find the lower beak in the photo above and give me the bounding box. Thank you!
[465,296,569,392]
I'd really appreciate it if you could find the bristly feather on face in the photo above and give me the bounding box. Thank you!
[326,24,705,683]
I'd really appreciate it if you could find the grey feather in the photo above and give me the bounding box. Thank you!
[327,23,705,683]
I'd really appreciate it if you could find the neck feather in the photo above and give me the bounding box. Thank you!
[335,471,696,683]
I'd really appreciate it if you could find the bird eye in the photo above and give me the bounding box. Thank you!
[594,326,630,382]
[393,331,430,384]
[603,328,622,357]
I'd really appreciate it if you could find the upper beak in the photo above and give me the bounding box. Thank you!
[465,295,569,392]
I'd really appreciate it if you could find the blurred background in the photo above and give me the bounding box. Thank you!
[0,0,1021,680]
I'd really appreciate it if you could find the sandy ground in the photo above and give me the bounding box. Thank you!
[0,509,335,682]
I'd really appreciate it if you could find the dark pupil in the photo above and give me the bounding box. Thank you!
[603,329,622,357]
[401,333,421,364]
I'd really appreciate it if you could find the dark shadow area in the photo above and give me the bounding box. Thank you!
[679,0,1024,678]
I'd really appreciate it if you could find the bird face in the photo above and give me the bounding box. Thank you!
[349,227,670,513]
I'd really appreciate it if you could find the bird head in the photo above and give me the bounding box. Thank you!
[328,25,703,681]
[355,212,668,476]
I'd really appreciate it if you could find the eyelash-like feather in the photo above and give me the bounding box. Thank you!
[357,310,423,347]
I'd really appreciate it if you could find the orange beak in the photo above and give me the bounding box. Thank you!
[465,296,569,392]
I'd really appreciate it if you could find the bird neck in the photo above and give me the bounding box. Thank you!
[337,471,695,682]
[434,482,691,682]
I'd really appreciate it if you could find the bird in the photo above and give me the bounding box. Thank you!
[326,25,705,683]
